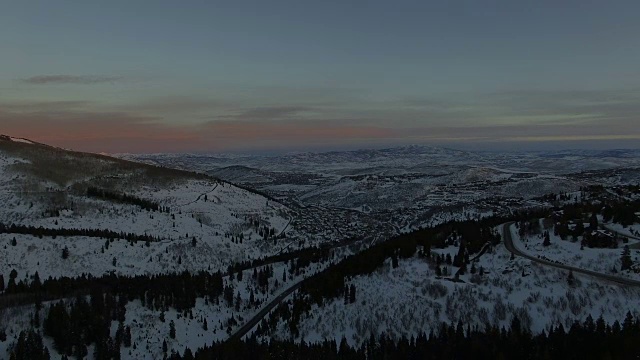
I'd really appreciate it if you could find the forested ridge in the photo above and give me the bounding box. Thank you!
[87,187,167,213]
[0,223,161,243]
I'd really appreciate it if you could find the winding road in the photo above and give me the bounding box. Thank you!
[502,222,640,287]
[177,183,219,207]
[228,235,372,341]
[228,279,306,342]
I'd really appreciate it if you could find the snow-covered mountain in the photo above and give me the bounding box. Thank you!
[0,135,294,283]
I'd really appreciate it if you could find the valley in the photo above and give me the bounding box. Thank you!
[1,136,640,359]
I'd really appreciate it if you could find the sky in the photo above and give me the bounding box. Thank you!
[1,0,639,153]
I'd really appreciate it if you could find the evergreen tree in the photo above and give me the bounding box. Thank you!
[391,253,399,268]
[344,286,349,305]
[235,292,242,311]
[621,245,633,271]
[123,327,132,348]
[7,269,17,292]
[74,342,88,359]
[115,322,125,346]
[183,348,194,360]
[567,270,575,286]
[589,213,599,230]
[10,330,50,360]
[349,284,356,304]
[61,246,69,260]
[169,320,176,339]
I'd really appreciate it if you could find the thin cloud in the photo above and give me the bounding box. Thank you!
[221,106,312,121]
[22,75,123,85]
[0,102,392,153]
[2,89,639,153]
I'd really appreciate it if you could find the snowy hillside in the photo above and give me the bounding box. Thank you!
[0,136,293,283]
[264,226,640,347]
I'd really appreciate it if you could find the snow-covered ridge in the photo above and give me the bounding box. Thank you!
[8,137,33,144]
[0,135,295,282]
[0,135,34,145]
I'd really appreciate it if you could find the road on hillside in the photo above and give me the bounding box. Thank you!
[228,234,372,341]
[502,222,640,287]
[178,183,219,207]
[228,279,306,341]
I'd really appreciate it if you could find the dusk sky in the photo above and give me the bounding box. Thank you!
[2,0,639,153]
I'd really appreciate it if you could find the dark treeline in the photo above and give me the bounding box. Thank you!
[549,195,640,247]
[231,182,281,204]
[556,196,640,229]
[226,236,359,277]
[0,223,160,243]
[2,271,224,312]
[11,312,640,359]
[7,329,50,360]
[531,187,639,229]
[584,186,640,227]
[42,290,131,359]
[1,252,328,312]
[165,313,640,360]
[87,187,168,212]
[0,238,344,309]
